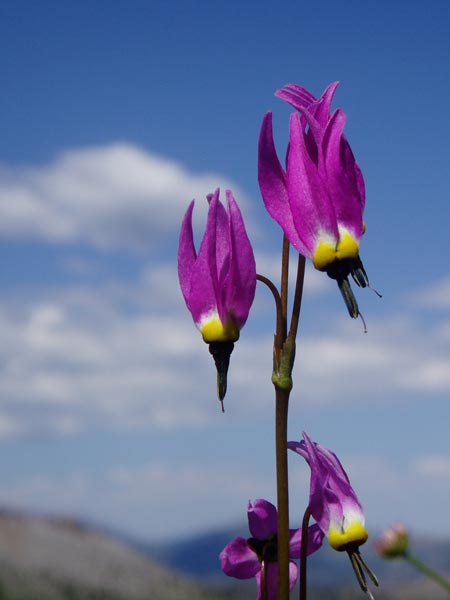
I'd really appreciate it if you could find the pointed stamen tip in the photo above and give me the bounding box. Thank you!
[369,284,382,299]
[209,341,234,407]
[217,374,228,403]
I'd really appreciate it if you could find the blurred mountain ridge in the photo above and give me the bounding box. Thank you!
[0,507,449,599]
[0,507,238,600]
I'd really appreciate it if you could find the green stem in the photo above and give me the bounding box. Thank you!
[288,254,306,340]
[404,553,450,593]
[275,235,291,600]
[268,237,307,599]
[256,273,283,352]
[280,235,290,340]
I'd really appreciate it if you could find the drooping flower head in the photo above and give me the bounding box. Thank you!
[219,498,324,600]
[288,432,378,597]
[178,188,256,407]
[258,82,376,323]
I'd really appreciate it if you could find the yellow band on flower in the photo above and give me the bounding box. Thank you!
[313,241,336,270]
[328,522,369,551]
[313,231,360,270]
[200,317,240,343]
[336,232,359,260]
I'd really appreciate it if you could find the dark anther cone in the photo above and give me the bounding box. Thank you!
[337,276,360,319]
[208,341,235,411]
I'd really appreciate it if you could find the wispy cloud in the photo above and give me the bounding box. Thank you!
[0,144,247,250]
[414,455,450,478]
[0,269,449,439]
[412,276,450,310]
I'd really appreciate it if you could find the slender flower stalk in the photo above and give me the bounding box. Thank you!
[299,506,311,600]
[274,235,292,600]
[403,554,450,593]
[256,240,306,598]
[178,188,256,408]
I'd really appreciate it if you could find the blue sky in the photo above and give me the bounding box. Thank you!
[0,0,449,546]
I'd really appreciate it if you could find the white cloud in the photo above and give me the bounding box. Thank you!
[0,413,23,438]
[0,144,248,250]
[1,269,450,439]
[414,455,450,478]
[412,276,450,310]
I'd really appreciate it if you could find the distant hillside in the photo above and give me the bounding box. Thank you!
[0,509,244,600]
[0,508,449,599]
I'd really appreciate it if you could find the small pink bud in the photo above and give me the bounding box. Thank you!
[374,524,410,558]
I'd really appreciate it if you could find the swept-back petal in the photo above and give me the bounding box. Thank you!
[288,523,325,558]
[276,81,339,128]
[219,537,261,579]
[301,433,334,533]
[207,189,230,287]
[258,112,303,250]
[289,432,366,539]
[255,562,298,600]
[177,200,197,301]
[187,202,218,326]
[322,109,364,239]
[206,193,231,324]
[224,190,256,328]
[275,84,317,111]
[309,81,339,126]
[287,113,338,256]
[248,499,278,540]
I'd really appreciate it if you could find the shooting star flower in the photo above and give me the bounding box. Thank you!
[178,188,256,407]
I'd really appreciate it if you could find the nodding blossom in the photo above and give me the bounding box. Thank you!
[258,82,377,323]
[178,188,256,407]
[288,432,379,598]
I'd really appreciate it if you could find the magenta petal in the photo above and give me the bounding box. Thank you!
[248,499,278,540]
[255,562,298,600]
[289,432,365,536]
[276,81,339,129]
[177,200,197,301]
[275,83,317,110]
[309,81,340,126]
[288,523,325,558]
[258,112,304,251]
[186,202,218,325]
[322,109,364,238]
[288,561,299,593]
[220,537,261,579]
[206,194,230,324]
[224,190,256,328]
[287,113,338,254]
[178,189,256,337]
